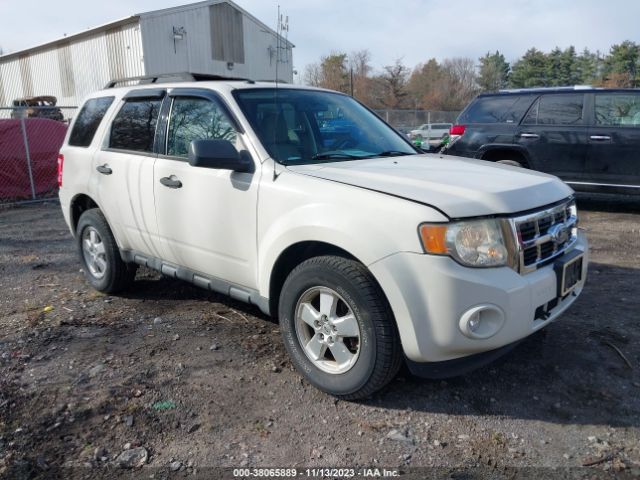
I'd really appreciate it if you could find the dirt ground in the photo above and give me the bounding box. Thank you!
[1,196,639,479]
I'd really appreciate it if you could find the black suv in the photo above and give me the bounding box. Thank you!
[443,87,640,195]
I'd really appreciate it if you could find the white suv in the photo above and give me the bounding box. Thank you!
[408,123,452,141]
[58,75,588,399]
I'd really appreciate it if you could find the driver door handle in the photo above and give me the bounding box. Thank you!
[96,164,112,175]
[518,133,540,139]
[160,176,182,189]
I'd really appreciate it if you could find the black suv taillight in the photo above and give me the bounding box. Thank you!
[450,125,466,136]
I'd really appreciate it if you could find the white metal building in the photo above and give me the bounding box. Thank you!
[0,0,294,107]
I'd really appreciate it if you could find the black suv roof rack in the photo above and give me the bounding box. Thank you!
[497,85,595,94]
[104,72,254,89]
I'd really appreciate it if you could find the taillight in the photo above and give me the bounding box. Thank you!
[450,125,466,136]
[57,154,64,188]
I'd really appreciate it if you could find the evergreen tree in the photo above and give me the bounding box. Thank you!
[546,47,563,86]
[509,48,548,88]
[559,46,581,85]
[575,48,601,84]
[603,41,640,87]
[478,51,510,92]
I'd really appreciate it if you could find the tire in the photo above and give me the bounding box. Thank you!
[278,255,402,400]
[497,159,524,168]
[76,208,137,294]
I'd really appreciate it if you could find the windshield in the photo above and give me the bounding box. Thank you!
[233,88,417,164]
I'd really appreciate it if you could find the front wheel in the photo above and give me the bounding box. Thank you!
[278,256,402,400]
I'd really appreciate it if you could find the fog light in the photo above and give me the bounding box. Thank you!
[459,305,505,339]
[467,311,481,332]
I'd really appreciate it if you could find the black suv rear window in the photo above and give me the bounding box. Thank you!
[595,93,640,126]
[109,98,162,152]
[69,97,114,147]
[458,95,535,124]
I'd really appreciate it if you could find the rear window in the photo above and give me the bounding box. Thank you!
[595,93,640,126]
[69,97,114,147]
[458,95,535,124]
[109,98,162,152]
[523,94,584,125]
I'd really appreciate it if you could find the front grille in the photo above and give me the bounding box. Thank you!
[512,199,578,274]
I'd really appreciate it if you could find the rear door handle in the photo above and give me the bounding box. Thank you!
[518,133,540,139]
[590,135,611,141]
[96,164,112,175]
[160,175,182,189]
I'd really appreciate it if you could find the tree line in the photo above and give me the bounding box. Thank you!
[302,41,640,112]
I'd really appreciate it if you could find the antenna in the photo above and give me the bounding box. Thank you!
[272,5,291,180]
[275,6,290,83]
[273,5,281,180]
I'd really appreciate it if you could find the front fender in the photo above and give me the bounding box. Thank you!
[256,169,448,298]
[257,202,401,297]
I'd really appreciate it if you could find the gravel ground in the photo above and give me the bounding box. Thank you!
[0,197,639,479]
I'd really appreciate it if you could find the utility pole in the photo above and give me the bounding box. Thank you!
[350,68,354,97]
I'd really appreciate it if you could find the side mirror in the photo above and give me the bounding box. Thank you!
[188,139,253,173]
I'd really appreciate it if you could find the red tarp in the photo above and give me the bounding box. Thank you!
[0,118,67,200]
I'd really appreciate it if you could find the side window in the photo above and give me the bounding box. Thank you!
[459,96,536,124]
[69,97,114,147]
[167,97,238,157]
[595,93,640,127]
[109,98,162,152]
[524,94,584,125]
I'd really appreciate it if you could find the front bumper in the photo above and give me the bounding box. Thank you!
[368,230,588,363]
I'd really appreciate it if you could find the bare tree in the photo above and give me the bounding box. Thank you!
[348,49,373,103]
[378,58,410,109]
[303,62,322,87]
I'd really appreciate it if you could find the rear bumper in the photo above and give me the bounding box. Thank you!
[368,231,588,363]
[58,187,73,235]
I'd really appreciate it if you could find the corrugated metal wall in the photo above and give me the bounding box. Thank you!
[19,55,33,97]
[0,71,5,106]
[210,3,245,64]
[140,2,293,82]
[56,43,75,97]
[0,21,144,107]
[0,1,293,108]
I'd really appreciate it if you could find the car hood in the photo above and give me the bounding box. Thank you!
[286,154,574,218]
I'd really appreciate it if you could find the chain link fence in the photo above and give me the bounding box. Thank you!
[372,109,459,132]
[0,106,77,205]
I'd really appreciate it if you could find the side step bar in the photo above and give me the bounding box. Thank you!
[120,250,271,316]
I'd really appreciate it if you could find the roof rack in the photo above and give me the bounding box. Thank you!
[497,85,595,93]
[104,72,254,89]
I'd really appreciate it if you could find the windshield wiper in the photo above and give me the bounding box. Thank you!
[373,150,414,157]
[311,151,364,160]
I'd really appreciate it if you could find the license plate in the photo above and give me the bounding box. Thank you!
[555,251,584,297]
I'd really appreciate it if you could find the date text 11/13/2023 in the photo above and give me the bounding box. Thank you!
[232,467,400,478]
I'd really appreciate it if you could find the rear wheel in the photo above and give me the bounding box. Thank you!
[76,209,137,293]
[497,159,524,168]
[279,255,402,400]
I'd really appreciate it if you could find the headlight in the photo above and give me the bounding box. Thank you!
[418,219,510,268]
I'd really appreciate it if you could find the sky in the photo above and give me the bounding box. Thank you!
[1,0,639,77]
